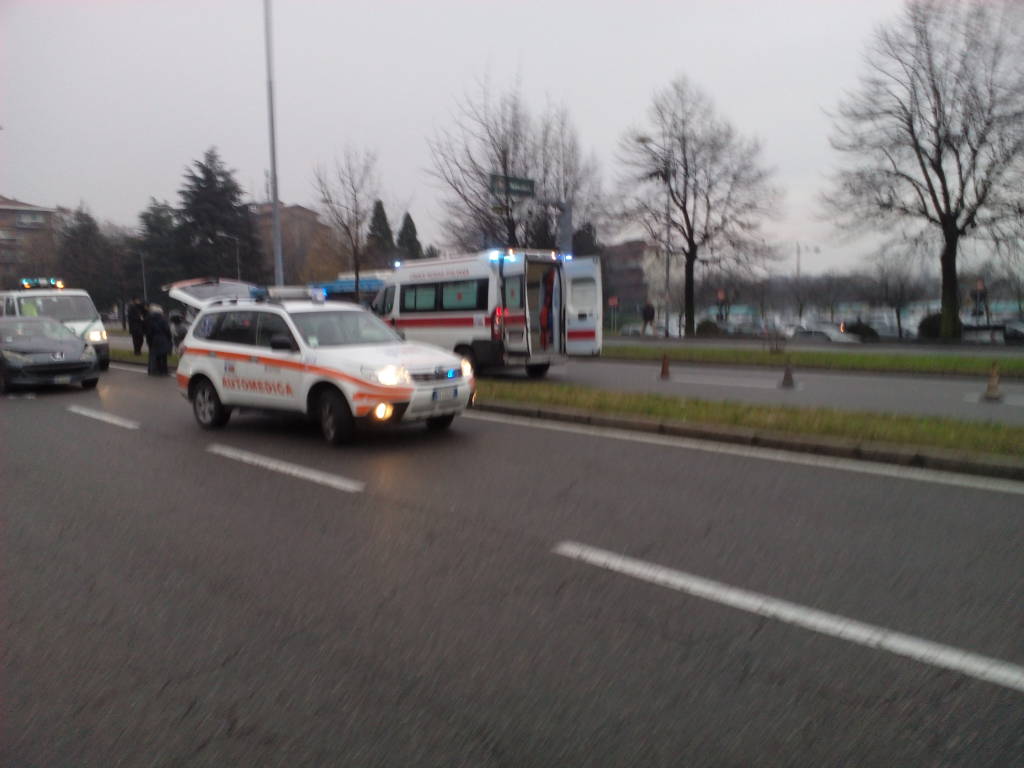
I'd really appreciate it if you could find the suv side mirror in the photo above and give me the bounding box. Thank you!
[269,333,297,351]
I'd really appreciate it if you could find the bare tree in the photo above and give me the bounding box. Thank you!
[428,81,601,251]
[872,244,927,338]
[314,148,378,297]
[826,0,1024,338]
[619,75,779,336]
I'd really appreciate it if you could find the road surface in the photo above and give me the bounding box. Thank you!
[3,367,1022,765]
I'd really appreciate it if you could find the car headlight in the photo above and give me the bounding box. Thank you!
[87,329,108,343]
[362,364,411,386]
[461,358,474,378]
[0,350,31,365]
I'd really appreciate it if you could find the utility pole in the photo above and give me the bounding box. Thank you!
[263,0,284,286]
[140,252,148,303]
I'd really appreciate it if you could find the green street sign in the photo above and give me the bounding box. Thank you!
[489,174,535,199]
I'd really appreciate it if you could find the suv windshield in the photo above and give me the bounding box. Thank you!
[18,295,99,322]
[290,310,401,348]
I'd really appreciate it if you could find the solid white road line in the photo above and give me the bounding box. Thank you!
[671,374,802,391]
[66,405,140,430]
[108,363,147,374]
[553,541,1024,694]
[206,443,364,493]
[465,411,1024,497]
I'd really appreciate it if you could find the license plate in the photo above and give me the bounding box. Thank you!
[432,387,458,401]
[54,375,72,385]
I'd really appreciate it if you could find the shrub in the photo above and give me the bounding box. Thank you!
[696,319,722,337]
[918,313,962,340]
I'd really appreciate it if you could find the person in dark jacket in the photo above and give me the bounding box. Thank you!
[127,297,147,355]
[144,304,173,376]
[642,302,656,335]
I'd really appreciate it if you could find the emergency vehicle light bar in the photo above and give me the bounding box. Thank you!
[19,277,64,289]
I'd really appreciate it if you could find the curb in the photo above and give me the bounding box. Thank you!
[473,399,1024,483]
[584,353,1024,382]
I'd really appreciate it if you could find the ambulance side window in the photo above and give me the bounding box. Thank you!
[192,313,220,340]
[383,286,395,314]
[503,277,523,309]
[440,279,488,311]
[401,284,436,312]
[255,312,295,348]
[208,311,256,345]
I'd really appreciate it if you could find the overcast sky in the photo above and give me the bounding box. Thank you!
[2,0,905,273]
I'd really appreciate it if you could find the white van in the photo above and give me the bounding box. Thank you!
[0,279,109,369]
[372,249,592,377]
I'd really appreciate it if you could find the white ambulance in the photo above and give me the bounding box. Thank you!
[168,278,473,444]
[371,250,601,377]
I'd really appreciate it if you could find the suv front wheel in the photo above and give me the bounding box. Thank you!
[318,388,355,445]
[192,378,232,429]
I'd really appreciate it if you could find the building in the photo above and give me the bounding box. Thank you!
[0,196,58,288]
[251,202,334,283]
[600,239,650,319]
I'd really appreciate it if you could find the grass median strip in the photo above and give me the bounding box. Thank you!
[603,344,1024,378]
[475,379,1024,458]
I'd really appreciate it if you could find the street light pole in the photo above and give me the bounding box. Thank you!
[263,0,284,286]
[663,144,672,338]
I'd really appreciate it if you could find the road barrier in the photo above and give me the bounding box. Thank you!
[780,361,795,389]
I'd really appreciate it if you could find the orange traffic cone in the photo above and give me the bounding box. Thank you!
[660,354,670,380]
[982,362,1003,402]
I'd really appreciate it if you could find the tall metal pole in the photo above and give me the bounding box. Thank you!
[663,146,672,338]
[263,0,284,286]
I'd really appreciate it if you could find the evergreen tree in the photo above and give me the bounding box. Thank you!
[572,223,599,255]
[58,207,108,300]
[395,212,423,260]
[423,245,441,260]
[365,200,395,268]
[177,148,262,280]
[139,199,184,290]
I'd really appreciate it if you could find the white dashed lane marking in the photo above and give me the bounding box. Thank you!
[207,443,365,493]
[67,405,140,430]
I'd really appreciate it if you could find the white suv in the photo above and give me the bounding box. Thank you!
[175,293,474,444]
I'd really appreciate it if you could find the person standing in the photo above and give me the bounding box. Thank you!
[642,302,656,335]
[144,304,172,376]
[127,297,147,355]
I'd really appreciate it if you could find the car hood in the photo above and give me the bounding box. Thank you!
[2,337,90,359]
[318,342,462,372]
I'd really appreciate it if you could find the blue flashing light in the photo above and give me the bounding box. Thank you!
[447,368,457,379]
[562,253,574,261]
[488,250,501,261]
[504,254,517,262]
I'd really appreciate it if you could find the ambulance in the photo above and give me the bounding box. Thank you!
[168,278,473,444]
[370,250,601,377]
[0,278,110,369]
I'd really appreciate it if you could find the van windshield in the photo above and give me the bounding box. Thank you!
[18,294,99,322]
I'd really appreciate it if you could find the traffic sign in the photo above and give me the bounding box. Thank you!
[607,296,619,307]
[489,174,535,199]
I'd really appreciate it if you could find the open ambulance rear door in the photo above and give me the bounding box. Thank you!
[565,257,602,356]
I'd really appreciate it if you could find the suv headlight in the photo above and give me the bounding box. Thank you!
[87,329,108,342]
[461,358,474,378]
[362,365,411,386]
